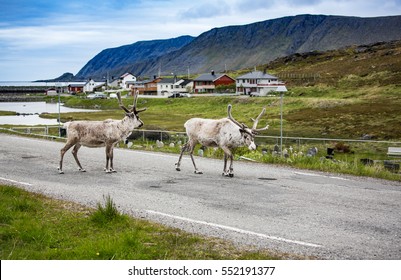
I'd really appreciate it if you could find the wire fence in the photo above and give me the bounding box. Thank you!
[4,126,401,157]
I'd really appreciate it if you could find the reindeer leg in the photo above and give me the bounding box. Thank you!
[72,143,86,172]
[188,141,202,174]
[175,143,188,171]
[109,145,117,173]
[104,144,113,173]
[228,153,234,177]
[222,153,229,176]
[59,140,75,174]
[221,147,234,177]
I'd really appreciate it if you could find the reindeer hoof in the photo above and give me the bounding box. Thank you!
[59,170,64,174]
[79,168,86,172]
[229,173,234,178]
[105,169,117,173]
[176,167,181,171]
[194,170,203,174]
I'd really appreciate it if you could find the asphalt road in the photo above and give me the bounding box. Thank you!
[1,134,400,259]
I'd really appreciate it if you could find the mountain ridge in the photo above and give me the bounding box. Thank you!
[73,14,401,80]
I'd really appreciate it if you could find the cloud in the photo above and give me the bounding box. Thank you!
[180,1,232,19]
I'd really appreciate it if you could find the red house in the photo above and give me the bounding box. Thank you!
[193,71,235,93]
[68,83,85,94]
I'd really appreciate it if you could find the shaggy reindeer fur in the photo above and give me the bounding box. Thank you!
[58,89,146,174]
[175,104,269,177]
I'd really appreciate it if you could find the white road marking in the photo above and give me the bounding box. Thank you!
[125,149,180,159]
[294,171,320,177]
[0,177,33,187]
[146,209,323,248]
[294,171,349,181]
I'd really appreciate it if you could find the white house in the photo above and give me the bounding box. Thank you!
[157,78,192,96]
[120,73,137,89]
[84,79,105,93]
[236,71,287,96]
[107,78,120,88]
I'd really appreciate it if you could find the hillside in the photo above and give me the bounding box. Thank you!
[255,39,401,87]
[75,14,401,79]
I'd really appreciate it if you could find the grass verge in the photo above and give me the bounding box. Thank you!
[0,185,300,260]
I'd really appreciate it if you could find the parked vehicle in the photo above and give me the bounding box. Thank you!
[168,92,189,98]
[87,92,107,99]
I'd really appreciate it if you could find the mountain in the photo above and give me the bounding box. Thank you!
[75,35,195,79]
[76,14,401,79]
[36,72,75,82]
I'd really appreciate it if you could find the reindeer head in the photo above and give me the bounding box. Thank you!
[117,88,147,128]
[227,104,269,150]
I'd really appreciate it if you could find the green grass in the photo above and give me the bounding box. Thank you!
[0,185,296,260]
[0,110,16,116]
[35,85,401,139]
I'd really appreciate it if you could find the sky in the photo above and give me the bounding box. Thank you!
[1,0,401,81]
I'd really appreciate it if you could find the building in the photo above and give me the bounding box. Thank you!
[157,77,192,96]
[193,71,235,93]
[120,73,137,89]
[67,83,85,94]
[83,79,105,93]
[236,71,287,96]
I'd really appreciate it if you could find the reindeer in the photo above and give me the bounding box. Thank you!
[58,89,146,174]
[175,104,269,177]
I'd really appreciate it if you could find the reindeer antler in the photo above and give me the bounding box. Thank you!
[227,104,245,129]
[130,88,147,114]
[116,91,130,113]
[251,107,269,132]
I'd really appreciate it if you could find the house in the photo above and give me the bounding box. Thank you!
[67,83,85,94]
[143,77,162,95]
[120,73,137,89]
[129,80,146,95]
[157,77,192,96]
[236,71,287,96]
[107,78,120,88]
[193,71,235,93]
[129,77,161,95]
[83,79,105,93]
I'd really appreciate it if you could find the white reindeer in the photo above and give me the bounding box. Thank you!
[58,89,146,174]
[175,104,269,177]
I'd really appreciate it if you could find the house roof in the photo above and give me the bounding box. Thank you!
[194,73,234,82]
[68,83,85,87]
[158,78,177,84]
[120,72,134,78]
[236,71,278,80]
[179,79,192,86]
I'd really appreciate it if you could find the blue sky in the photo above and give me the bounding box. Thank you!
[1,0,401,81]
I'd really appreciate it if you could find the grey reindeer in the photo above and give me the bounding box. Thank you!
[58,88,146,174]
[175,104,269,177]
